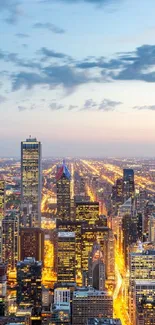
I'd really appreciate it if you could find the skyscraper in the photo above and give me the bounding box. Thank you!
[57,232,75,283]
[0,263,7,316]
[123,169,135,202]
[88,243,105,291]
[21,137,42,228]
[2,214,18,272]
[18,228,44,264]
[17,257,42,316]
[56,161,71,221]
[0,178,5,221]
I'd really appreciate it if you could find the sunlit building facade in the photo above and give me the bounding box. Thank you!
[21,137,42,228]
[17,258,42,316]
[56,162,71,221]
[0,179,5,222]
[57,232,75,283]
[0,263,7,316]
[2,214,18,272]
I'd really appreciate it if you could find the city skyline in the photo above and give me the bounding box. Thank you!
[1,0,155,156]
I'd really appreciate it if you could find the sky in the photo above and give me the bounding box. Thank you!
[1,0,155,157]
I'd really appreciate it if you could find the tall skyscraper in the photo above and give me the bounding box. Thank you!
[123,169,135,202]
[17,257,42,316]
[0,178,5,261]
[2,214,18,272]
[57,231,75,283]
[21,137,42,228]
[88,243,105,290]
[18,228,44,264]
[56,161,71,221]
[0,178,5,221]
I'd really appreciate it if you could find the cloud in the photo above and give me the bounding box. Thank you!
[16,33,29,38]
[134,105,155,111]
[50,103,65,110]
[99,98,122,111]
[0,49,41,69]
[33,22,65,34]
[68,105,78,111]
[39,47,71,61]
[12,65,90,90]
[0,0,22,25]
[77,44,155,83]
[48,0,122,5]
[18,104,36,112]
[82,99,97,110]
[0,95,7,104]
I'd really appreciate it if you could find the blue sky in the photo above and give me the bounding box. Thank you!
[1,0,155,157]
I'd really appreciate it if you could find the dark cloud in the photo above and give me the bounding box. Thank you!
[16,33,29,38]
[134,105,155,111]
[33,22,65,34]
[77,44,155,83]
[39,47,71,61]
[0,0,22,25]
[11,65,89,90]
[82,99,97,110]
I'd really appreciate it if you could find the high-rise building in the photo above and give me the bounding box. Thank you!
[2,214,18,272]
[0,178,5,221]
[88,243,105,290]
[133,280,155,325]
[21,137,42,228]
[0,263,7,316]
[57,232,75,283]
[129,250,155,322]
[81,226,115,290]
[123,169,135,202]
[18,228,44,264]
[76,201,99,225]
[72,287,113,325]
[136,297,155,325]
[111,178,123,213]
[56,162,71,221]
[17,257,42,316]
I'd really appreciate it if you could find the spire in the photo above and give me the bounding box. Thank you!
[56,161,71,181]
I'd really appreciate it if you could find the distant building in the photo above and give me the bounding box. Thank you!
[123,169,135,202]
[2,214,18,271]
[17,257,42,317]
[18,227,44,264]
[21,137,42,228]
[56,162,71,221]
[57,232,76,283]
[72,288,113,325]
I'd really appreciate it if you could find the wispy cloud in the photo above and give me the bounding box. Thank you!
[33,22,65,34]
[38,47,72,61]
[134,105,155,111]
[1,0,23,25]
[18,104,36,112]
[50,103,65,110]
[16,33,29,38]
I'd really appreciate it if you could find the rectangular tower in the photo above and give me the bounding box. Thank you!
[18,228,44,264]
[57,231,75,283]
[2,214,18,272]
[56,162,71,221]
[21,137,42,228]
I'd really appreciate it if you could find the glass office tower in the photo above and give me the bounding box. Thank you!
[21,137,42,227]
